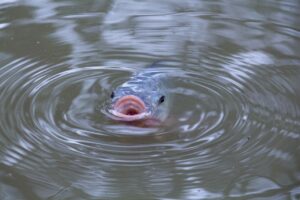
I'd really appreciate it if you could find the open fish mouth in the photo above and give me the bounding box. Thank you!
[110,95,150,121]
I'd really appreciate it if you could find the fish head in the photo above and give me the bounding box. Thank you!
[109,80,166,122]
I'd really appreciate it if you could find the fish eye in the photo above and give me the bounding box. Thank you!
[110,91,115,98]
[158,95,165,104]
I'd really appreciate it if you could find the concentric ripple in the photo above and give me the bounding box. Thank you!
[0,54,300,198]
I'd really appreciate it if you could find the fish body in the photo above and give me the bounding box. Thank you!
[109,65,169,125]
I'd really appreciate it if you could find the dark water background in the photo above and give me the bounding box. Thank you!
[0,0,300,199]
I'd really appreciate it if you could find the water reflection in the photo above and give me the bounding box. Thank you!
[0,0,300,199]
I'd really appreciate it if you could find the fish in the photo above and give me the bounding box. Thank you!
[108,63,170,127]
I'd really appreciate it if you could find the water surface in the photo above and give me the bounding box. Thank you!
[0,0,300,199]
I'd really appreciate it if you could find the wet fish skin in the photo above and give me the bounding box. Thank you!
[110,64,169,122]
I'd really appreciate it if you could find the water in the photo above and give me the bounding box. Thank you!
[0,0,300,199]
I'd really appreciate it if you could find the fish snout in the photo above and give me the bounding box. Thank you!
[112,95,147,120]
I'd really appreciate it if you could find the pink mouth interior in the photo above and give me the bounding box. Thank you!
[112,95,147,120]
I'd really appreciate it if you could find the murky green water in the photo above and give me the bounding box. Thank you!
[1,0,300,199]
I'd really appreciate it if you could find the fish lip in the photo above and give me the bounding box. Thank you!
[110,110,151,121]
[111,95,149,121]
